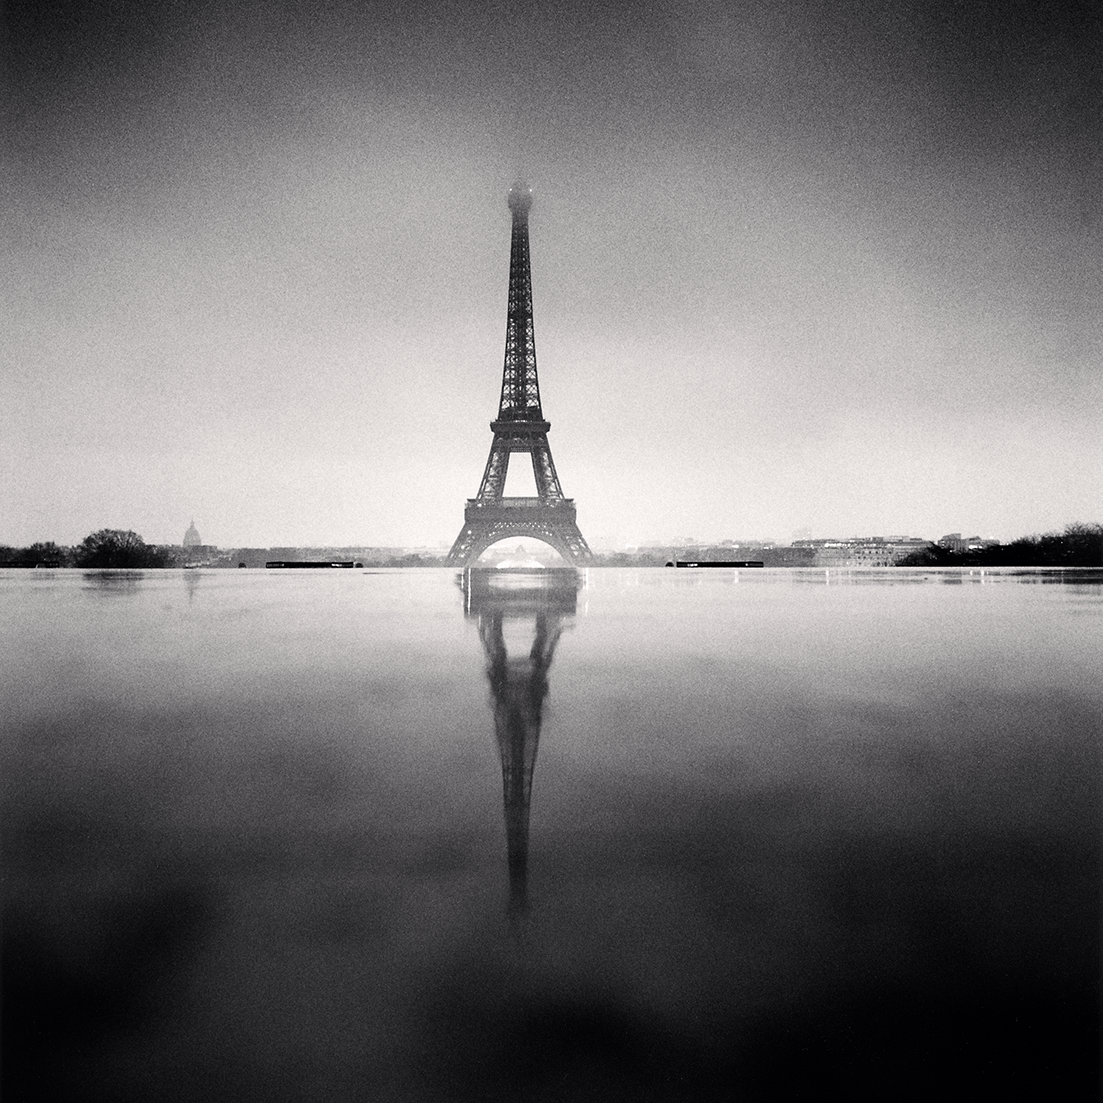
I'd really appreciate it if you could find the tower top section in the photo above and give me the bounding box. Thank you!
[496,178,542,424]
[507,181,532,217]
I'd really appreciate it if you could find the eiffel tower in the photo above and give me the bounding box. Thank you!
[460,567,580,919]
[447,183,592,566]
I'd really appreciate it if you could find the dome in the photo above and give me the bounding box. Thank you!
[183,520,202,547]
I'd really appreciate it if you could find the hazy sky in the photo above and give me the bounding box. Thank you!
[4,0,1100,548]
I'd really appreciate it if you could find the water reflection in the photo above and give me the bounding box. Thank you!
[2,566,1098,1098]
[80,570,146,593]
[183,568,201,602]
[460,568,580,922]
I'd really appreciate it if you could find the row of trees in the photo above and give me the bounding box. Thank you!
[900,524,1103,568]
[0,530,173,569]
[0,532,445,569]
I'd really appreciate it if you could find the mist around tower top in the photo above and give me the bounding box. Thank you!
[508,181,533,215]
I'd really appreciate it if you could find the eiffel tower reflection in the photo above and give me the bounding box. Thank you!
[460,567,581,922]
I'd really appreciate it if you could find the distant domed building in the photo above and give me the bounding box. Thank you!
[183,520,202,548]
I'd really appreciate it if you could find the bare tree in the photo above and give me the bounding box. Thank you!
[75,530,169,568]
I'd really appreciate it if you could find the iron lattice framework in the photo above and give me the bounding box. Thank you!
[447,183,592,565]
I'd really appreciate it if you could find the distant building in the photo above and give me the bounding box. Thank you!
[794,536,930,567]
[183,520,202,548]
[938,533,1001,553]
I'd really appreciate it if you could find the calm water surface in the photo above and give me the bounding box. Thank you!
[3,567,1100,1100]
